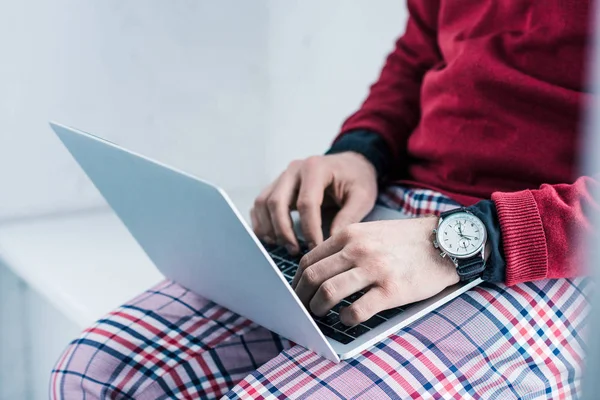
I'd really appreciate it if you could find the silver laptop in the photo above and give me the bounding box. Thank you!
[50,121,482,363]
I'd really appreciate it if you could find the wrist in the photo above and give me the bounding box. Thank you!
[441,257,461,286]
[435,252,461,287]
[332,151,377,180]
[326,130,393,181]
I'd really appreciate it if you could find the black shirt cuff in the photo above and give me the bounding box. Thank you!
[466,200,506,283]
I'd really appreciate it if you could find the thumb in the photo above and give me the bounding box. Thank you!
[330,190,374,235]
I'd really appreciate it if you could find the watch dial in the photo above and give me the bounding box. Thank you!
[437,212,486,258]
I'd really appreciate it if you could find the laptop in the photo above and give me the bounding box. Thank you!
[50,121,482,363]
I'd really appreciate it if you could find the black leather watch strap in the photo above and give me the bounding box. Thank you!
[455,256,486,281]
[440,207,468,219]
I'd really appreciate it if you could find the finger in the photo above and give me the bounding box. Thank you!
[330,190,374,236]
[253,184,276,244]
[339,287,390,326]
[267,170,301,253]
[291,234,346,288]
[309,269,373,316]
[250,208,262,237]
[293,252,352,306]
[297,159,332,248]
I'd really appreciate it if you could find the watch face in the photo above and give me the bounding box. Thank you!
[436,212,487,259]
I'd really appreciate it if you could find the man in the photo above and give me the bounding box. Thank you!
[51,1,597,398]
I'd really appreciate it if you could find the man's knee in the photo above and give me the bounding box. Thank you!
[49,305,169,399]
[50,330,131,399]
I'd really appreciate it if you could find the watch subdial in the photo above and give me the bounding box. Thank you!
[453,221,463,234]
[458,238,470,250]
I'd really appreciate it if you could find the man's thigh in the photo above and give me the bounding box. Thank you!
[50,280,292,399]
[226,278,591,399]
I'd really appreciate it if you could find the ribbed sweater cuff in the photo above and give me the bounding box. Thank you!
[491,190,548,286]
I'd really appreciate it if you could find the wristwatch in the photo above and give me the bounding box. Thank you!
[433,208,487,281]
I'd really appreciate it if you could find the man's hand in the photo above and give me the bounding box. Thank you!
[292,217,460,326]
[251,152,378,254]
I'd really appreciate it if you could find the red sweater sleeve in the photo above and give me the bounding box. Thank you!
[492,176,599,286]
[338,0,441,160]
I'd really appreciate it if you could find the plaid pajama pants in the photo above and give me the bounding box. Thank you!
[50,186,591,399]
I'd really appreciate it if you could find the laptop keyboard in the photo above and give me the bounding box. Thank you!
[265,243,409,345]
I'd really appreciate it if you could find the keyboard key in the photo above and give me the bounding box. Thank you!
[285,266,298,277]
[269,247,289,258]
[331,303,342,313]
[378,307,403,320]
[345,324,371,338]
[279,261,296,273]
[273,260,287,271]
[316,322,353,344]
[262,242,278,252]
[332,322,351,332]
[317,311,340,327]
[362,315,386,329]
[287,253,303,264]
[331,300,351,313]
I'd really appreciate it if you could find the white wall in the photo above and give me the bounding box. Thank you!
[266,0,408,177]
[0,0,407,221]
[0,0,270,220]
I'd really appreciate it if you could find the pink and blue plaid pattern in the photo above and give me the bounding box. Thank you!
[50,186,590,399]
[227,278,590,399]
[378,186,460,217]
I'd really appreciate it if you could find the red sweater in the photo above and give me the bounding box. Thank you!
[339,0,598,286]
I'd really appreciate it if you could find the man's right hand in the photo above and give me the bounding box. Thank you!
[251,152,378,255]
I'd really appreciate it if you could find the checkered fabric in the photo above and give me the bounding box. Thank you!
[227,278,590,399]
[50,186,591,399]
[378,186,461,217]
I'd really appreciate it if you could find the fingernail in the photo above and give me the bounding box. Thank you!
[286,245,297,255]
[264,236,275,244]
[308,242,316,250]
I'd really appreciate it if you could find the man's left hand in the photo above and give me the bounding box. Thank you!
[292,217,460,326]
